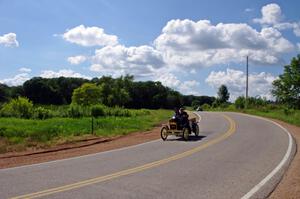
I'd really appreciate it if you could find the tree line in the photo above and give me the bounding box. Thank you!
[0,75,215,109]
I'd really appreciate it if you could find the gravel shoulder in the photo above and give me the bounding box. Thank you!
[0,126,161,169]
[268,119,300,199]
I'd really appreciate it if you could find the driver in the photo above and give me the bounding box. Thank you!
[179,107,190,132]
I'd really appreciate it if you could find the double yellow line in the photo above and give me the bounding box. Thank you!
[11,114,236,199]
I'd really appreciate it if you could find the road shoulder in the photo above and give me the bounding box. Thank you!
[267,119,300,199]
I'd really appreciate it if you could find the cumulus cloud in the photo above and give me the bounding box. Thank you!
[67,55,87,65]
[90,45,165,78]
[63,25,118,47]
[154,19,294,67]
[205,68,276,100]
[40,69,91,79]
[18,67,32,73]
[0,73,30,86]
[0,33,19,47]
[155,73,200,95]
[253,3,282,25]
[254,3,300,37]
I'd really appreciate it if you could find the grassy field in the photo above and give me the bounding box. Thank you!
[242,109,300,126]
[0,109,172,153]
[208,106,300,127]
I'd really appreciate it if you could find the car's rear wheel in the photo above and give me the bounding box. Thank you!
[161,126,168,141]
[183,128,189,141]
[193,123,199,137]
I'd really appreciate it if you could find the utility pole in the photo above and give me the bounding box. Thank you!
[245,56,249,109]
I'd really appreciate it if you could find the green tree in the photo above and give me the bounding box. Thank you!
[272,54,300,109]
[0,97,33,118]
[235,96,245,109]
[217,85,230,103]
[0,83,10,102]
[71,83,103,106]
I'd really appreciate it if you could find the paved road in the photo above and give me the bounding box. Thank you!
[0,112,295,199]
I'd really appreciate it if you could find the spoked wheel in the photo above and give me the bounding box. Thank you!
[161,126,169,141]
[183,128,189,141]
[193,123,199,137]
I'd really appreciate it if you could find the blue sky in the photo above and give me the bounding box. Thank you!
[0,0,299,100]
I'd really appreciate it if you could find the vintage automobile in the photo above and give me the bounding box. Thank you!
[160,117,199,141]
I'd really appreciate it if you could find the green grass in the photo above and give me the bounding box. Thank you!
[0,109,172,152]
[242,109,300,126]
[207,106,300,127]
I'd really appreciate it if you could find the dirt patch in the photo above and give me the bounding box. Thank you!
[0,125,162,169]
[268,119,300,199]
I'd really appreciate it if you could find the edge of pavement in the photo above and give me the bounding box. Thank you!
[229,112,297,199]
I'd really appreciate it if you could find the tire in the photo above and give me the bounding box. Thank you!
[161,126,168,141]
[183,128,189,141]
[193,123,199,137]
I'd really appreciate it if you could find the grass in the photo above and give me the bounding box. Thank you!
[207,106,300,127]
[0,109,172,153]
[242,109,300,127]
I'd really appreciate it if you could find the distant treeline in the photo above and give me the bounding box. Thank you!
[0,75,215,109]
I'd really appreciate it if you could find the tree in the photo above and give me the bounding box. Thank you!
[272,54,300,109]
[0,97,33,118]
[217,85,230,103]
[71,83,103,106]
[0,83,10,102]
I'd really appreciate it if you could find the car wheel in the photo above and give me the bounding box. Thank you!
[161,126,168,141]
[183,128,189,141]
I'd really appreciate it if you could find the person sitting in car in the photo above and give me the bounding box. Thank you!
[179,107,190,132]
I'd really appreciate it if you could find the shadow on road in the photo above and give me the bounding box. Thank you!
[166,135,206,142]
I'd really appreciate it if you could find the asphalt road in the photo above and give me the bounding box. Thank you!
[0,112,295,199]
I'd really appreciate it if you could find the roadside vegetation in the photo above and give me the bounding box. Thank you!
[0,54,299,153]
[195,55,300,127]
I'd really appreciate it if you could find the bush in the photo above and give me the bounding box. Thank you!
[91,104,106,117]
[33,107,53,120]
[68,104,87,118]
[0,97,33,118]
[201,103,210,111]
[235,96,245,109]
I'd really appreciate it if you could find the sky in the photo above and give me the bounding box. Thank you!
[0,0,300,100]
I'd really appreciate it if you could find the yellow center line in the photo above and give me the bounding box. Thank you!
[11,113,236,199]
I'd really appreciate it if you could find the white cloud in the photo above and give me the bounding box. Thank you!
[155,73,200,95]
[275,22,300,37]
[154,19,294,67]
[0,73,30,86]
[253,3,282,25]
[297,43,300,51]
[67,55,87,65]
[245,8,254,12]
[254,4,300,38]
[62,25,118,47]
[90,45,165,78]
[40,69,91,79]
[179,80,201,95]
[155,73,181,88]
[205,68,276,100]
[0,33,19,47]
[19,67,32,73]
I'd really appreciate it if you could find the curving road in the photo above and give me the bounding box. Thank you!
[0,112,295,199]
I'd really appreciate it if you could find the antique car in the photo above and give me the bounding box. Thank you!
[160,117,199,141]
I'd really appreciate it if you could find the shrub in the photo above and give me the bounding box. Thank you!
[235,96,245,109]
[68,104,86,118]
[0,97,33,118]
[283,107,294,116]
[91,104,106,117]
[201,103,210,111]
[33,107,53,120]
